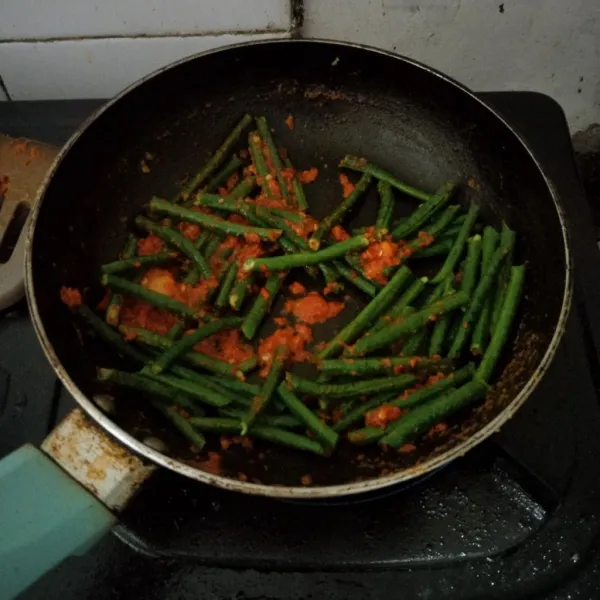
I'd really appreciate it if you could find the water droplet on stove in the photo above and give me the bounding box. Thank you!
[571,552,580,563]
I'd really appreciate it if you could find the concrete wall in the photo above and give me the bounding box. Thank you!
[303,0,600,132]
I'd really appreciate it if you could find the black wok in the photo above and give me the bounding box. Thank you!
[25,39,572,498]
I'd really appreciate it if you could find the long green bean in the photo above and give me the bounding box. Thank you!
[106,234,138,326]
[476,265,525,381]
[309,173,372,249]
[241,345,288,434]
[135,215,211,279]
[152,402,206,451]
[277,383,339,449]
[351,292,469,356]
[339,155,432,202]
[392,181,455,240]
[189,416,325,455]
[243,235,369,272]
[102,273,198,319]
[150,197,282,242]
[431,202,480,284]
[256,116,293,205]
[176,114,252,201]
[317,356,454,376]
[318,265,413,359]
[241,272,286,340]
[379,380,489,448]
[447,224,516,358]
[471,226,500,355]
[101,252,176,275]
[287,372,417,399]
[148,317,243,375]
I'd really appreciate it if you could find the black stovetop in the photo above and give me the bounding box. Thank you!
[2,93,600,599]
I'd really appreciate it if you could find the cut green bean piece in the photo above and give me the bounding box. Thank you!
[241,272,286,340]
[476,265,525,381]
[287,372,417,399]
[490,224,516,333]
[447,225,516,358]
[149,317,243,375]
[244,235,369,272]
[152,402,206,450]
[102,273,198,319]
[351,291,469,356]
[241,345,288,434]
[256,116,293,205]
[339,155,432,202]
[101,252,176,275]
[318,265,413,359]
[106,234,138,326]
[392,182,455,240]
[380,380,489,448]
[135,215,211,279]
[309,173,372,249]
[431,202,480,283]
[401,328,429,356]
[277,383,339,449]
[150,197,282,242]
[190,417,325,455]
[177,114,252,201]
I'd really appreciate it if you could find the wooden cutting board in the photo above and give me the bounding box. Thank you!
[0,135,60,236]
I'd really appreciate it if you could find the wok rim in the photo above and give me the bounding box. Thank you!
[24,38,573,499]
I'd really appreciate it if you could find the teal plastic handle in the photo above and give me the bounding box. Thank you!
[0,444,117,599]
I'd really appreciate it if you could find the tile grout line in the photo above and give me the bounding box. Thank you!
[0,28,289,45]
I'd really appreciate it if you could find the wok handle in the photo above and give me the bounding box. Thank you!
[0,409,155,599]
[0,444,117,599]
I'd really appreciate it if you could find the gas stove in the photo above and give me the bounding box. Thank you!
[2,93,600,599]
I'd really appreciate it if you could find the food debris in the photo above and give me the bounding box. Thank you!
[298,168,318,184]
[289,281,307,296]
[339,173,355,199]
[138,235,165,256]
[258,324,312,376]
[194,329,255,365]
[283,291,344,324]
[60,286,82,309]
[364,405,403,429]
[285,115,295,130]
[360,240,401,284]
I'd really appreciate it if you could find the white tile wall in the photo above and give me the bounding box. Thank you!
[0,33,286,100]
[0,0,289,39]
[304,0,600,132]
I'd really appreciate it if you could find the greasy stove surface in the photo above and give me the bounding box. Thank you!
[2,93,600,599]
